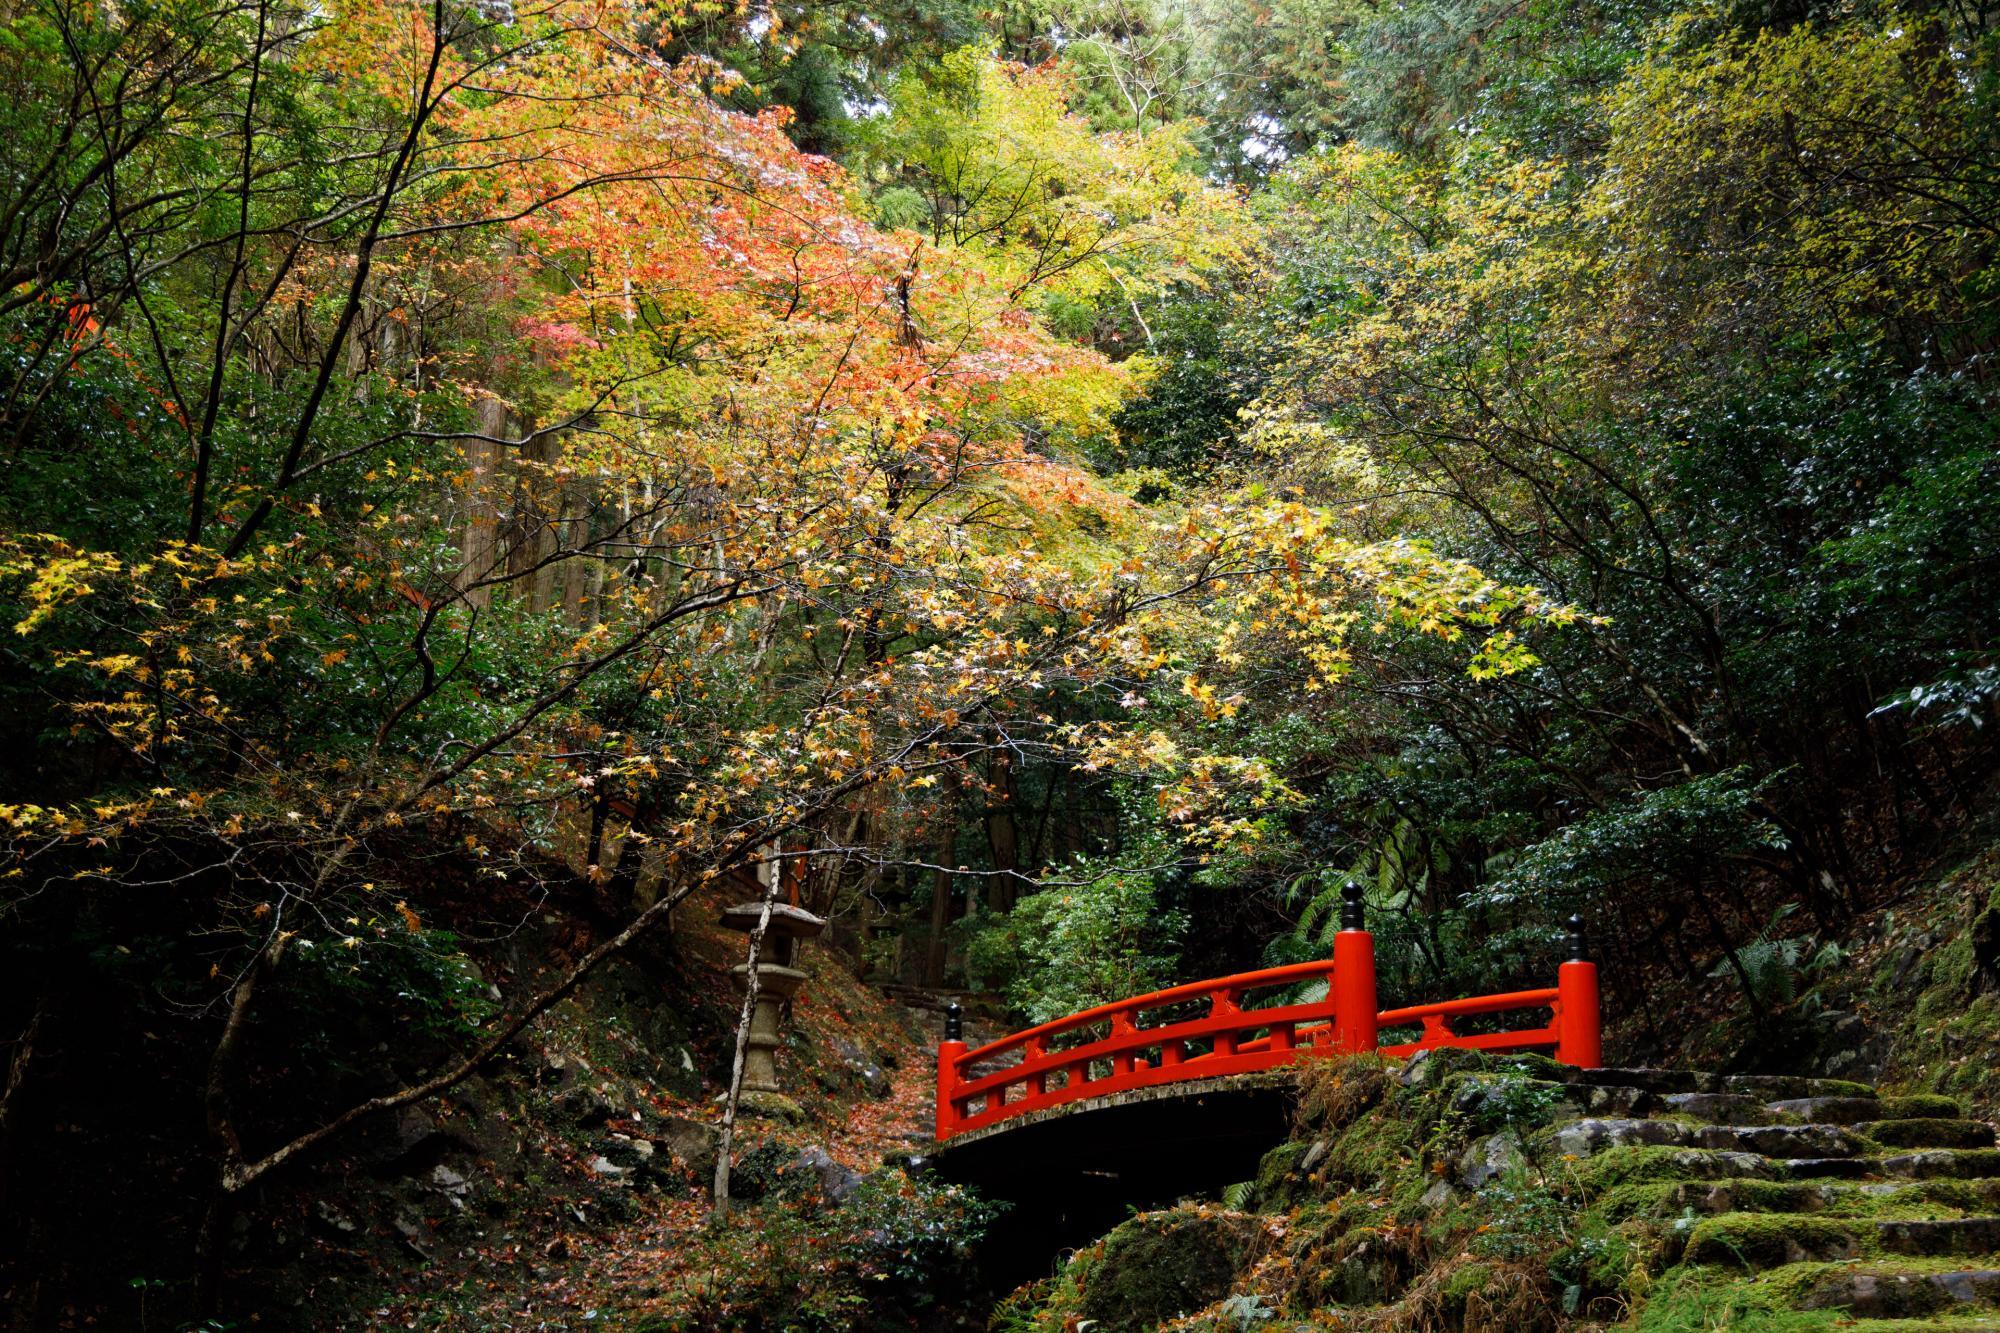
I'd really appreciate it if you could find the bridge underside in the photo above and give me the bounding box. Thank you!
[926,1072,1297,1289]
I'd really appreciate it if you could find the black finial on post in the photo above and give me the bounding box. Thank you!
[944,1001,963,1043]
[1340,880,1366,932]
[1565,914,1588,962]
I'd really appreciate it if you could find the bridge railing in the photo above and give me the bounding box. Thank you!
[935,889,1600,1140]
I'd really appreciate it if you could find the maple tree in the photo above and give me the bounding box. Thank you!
[0,0,1566,1303]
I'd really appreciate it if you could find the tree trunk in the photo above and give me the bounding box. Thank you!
[712,887,777,1220]
[984,746,1020,913]
[925,776,960,988]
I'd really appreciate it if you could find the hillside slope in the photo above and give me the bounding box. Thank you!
[991,827,2000,1332]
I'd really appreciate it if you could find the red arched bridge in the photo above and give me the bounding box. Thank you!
[935,894,1601,1141]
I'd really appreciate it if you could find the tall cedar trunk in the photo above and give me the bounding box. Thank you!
[985,746,1020,913]
[925,775,960,988]
[456,398,508,607]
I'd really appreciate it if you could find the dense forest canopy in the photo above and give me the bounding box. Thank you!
[0,0,1996,1316]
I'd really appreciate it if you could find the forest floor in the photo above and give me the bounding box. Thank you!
[357,1049,942,1330]
[246,882,955,1330]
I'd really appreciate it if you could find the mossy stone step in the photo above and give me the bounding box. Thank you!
[1578,1146,1780,1192]
[1663,1091,1775,1125]
[1795,1266,2000,1319]
[1551,1117,1868,1158]
[1606,1177,2000,1222]
[1864,1119,1998,1150]
[1880,1217,2000,1257]
[1681,1212,2000,1269]
[1768,1094,1965,1124]
[1683,1212,1866,1266]
[1703,1124,1874,1157]
[1784,1149,2000,1181]
[1562,1067,1878,1099]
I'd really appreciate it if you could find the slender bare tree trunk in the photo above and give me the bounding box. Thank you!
[712,880,777,1221]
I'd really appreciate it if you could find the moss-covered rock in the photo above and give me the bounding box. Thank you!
[1073,1209,1266,1332]
[1880,1093,1970,1119]
[1249,1138,1313,1209]
[1862,1118,1996,1150]
[1681,1212,1862,1268]
[1573,1145,1778,1195]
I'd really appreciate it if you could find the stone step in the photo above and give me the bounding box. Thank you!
[1572,1090,1974,1130]
[1562,1067,1878,1100]
[1682,1213,2000,1269]
[1581,1147,1780,1192]
[1881,1218,2000,1257]
[1795,1266,2000,1319]
[1683,1212,1866,1266]
[1662,1092,1773,1125]
[1865,1119,1998,1151]
[1552,1117,1869,1159]
[1768,1094,1965,1124]
[1785,1150,2000,1182]
[1447,1075,1655,1122]
[1617,1177,2000,1220]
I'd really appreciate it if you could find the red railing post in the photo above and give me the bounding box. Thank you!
[1211,986,1240,1057]
[936,1002,967,1139]
[1331,882,1379,1055]
[1556,916,1601,1068]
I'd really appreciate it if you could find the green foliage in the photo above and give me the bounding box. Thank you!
[1467,1172,1572,1261]
[1464,1073,1567,1135]
[964,854,1188,1023]
[638,1171,1002,1331]
[1166,0,2000,1056]
[1705,905,1846,1009]
[659,0,984,153]
[278,925,500,1054]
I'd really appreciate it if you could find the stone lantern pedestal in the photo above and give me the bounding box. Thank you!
[721,899,826,1120]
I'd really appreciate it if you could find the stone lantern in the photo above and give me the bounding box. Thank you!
[720,850,826,1119]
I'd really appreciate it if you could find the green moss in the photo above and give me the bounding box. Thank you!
[1441,1260,1496,1301]
[1752,1252,2000,1315]
[1073,1209,1265,1333]
[1383,1045,1505,1093]
[1440,1071,1574,1133]
[1594,1179,1682,1222]
[1491,1052,1569,1081]
[1923,932,1979,1005]
[1878,1094,1966,1119]
[1826,1322,2000,1332]
[1573,1145,1778,1195]
[1860,1118,1996,1150]
[1806,1079,1879,1099]
[1865,1147,2000,1179]
[1681,1213,1861,1268]
[1634,1272,1866,1331]
[1597,1178,1820,1222]
[1251,1139,1312,1208]
[1323,1109,1421,1193]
